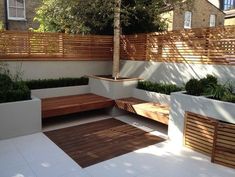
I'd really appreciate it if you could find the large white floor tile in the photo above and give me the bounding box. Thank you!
[0,163,36,177]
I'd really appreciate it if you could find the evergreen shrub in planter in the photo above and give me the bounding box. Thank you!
[0,74,30,103]
[25,77,89,90]
[137,81,183,95]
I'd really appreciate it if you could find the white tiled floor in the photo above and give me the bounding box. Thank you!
[0,114,235,177]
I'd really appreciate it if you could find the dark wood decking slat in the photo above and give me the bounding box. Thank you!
[44,118,165,168]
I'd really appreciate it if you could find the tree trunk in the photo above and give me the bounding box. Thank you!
[112,0,121,79]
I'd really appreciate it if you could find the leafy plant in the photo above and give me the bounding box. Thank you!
[222,93,235,103]
[25,77,89,90]
[0,75,30,103]
[34,0,189,34]
[137,81,183,95]
[0,74,13,90]
[185,78,203,96]
[206,84,228,100]
[200,74,218,94]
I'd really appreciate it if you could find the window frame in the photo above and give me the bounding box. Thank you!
[7,0,26,21]
[223,0,235,10]
[184,11,192,29]
[209,14,216,27]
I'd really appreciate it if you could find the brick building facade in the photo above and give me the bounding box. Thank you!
[162,0,225,31]
[0,0,41,30]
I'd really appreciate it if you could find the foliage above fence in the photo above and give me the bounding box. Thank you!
[121,26,235,65]
[0,31,113,60]
[1,26,235,65]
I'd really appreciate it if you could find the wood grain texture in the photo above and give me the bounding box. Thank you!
[184,112,218,156]
[44,118,165,168]
[42,93,114,118]
[212,122,235,169]
[121,26,235,65]
[1,26,235,64]
[0,31,113,60]
[115,97,169,125]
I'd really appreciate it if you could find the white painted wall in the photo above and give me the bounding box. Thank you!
[31,85,90,99]
[0,97,41,140]
[133,88,171,105]
[168,92,235,146]
[89,77,138,99]
[4,60,112,80]
[120,60,235,85]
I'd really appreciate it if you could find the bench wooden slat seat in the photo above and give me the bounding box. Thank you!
[115,97,169,125]
[42,93,114,118]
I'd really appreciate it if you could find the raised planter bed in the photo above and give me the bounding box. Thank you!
[0,97,41,140]
[168,91,235,146]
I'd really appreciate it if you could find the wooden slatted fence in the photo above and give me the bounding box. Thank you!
[0,31,113,60]
[1,26,235,64]
[121,26,235,65]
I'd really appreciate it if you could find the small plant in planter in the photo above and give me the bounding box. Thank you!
[0,63,30,103]
[185,75,235,103]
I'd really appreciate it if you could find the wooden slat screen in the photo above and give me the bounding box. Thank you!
[184,112,218,156]
[212,122,235,169]
[0,31,113,60]
[121,26,235,65]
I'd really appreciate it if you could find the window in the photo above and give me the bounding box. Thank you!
[184,11,192,29]
[7,0,26,20]
[223,0,235,10]
[210,15,216,27]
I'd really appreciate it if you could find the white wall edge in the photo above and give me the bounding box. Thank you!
[31,85,90,99]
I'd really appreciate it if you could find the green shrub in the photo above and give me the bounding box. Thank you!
[200,74,218,94]
[137,81,183,95]
[206,84,228,100]
[0,73,13,90]
[185,78,203,96]
[25,77,89,90]
[222,93,235,103]
[0,82,30,103]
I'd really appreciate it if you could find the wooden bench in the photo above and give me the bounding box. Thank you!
[42,93,114,118]
[115,97,169,125]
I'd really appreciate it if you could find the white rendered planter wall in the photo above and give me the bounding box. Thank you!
[31,85,90,99]
[168,92,235,146]
[132,88,170,105]
[89,77,139,99]
[0,97,41,140]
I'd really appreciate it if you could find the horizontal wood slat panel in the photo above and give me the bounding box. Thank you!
[184,112,217,156]
[121,26,235,65]
[0,31,113,60]
[213,122,235,169]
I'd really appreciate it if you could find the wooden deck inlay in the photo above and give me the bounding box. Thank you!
[42,93,114,118]
[116,97,169,125]
[44,118,165,168]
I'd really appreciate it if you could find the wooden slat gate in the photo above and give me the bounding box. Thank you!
[212,122,235,169]
[184,112,217,156]
[184,112,235,169]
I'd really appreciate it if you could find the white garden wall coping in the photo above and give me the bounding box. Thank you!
[168,91,235,147]
[0,97,41,140]
[31,85,90,99]
[132,88,171,105]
